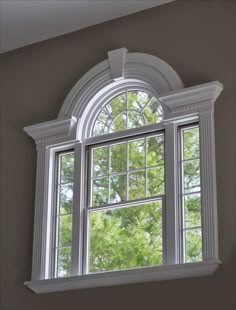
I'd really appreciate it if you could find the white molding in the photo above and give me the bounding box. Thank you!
[31,147,51,280]
[24,116,78,145]
[159,81,223,119]
[108,47,128,81]
[58,48,184,120]
[25,260,221,294]
[199,110,219,260]
[164,123,178,264]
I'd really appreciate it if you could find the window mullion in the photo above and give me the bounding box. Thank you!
[164,122,178,265]
[71,143,84,276]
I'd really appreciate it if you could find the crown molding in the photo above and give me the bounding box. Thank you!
[159,81,223,118]
[24,116,77,145]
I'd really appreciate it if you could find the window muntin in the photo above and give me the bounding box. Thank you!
[180,126,202,263]
[92,90,163,137]
[55,152,74,277]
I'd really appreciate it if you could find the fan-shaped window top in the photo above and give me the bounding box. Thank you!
[92,90,163,137]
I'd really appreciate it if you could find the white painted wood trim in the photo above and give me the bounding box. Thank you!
[31,147,51,280]
[164,123,178,264]
[71,143,84,276]
[108,47,128,81]
[199,111,219,260]
[58,48,184,119]
[25,260,221,294]
[159,81,223,119]
[24,116,78,146]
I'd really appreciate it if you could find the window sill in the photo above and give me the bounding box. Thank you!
[25,260,221,294]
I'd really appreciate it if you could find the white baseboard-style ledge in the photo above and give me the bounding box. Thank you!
[25,260,221,294]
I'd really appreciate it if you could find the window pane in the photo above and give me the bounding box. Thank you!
[59,183,73,215]
[110,174,126,203]
[184,159,200,193]
[183,127,200,160]
[58,215,73,247]
[55,151,74,278]
[185,229,202,263]
[147,135,164,167]
[184,194,201,228]
[147,167,164,196]
[92,119,109,136]
[60,153,74,183]
[128,170,145,200]
[129,139,145,170]
[92,177,109,206]
[93,146,109,177]
[92,90,163,136]
[88,200,163,273]
[127,111,145,129]
[143,98,163,125]
[57,247,72,277]
[128,90,151,110]
[108,93,126,117]
[109,112,127,133]
[181,125,202,264]
[110,143,126,174]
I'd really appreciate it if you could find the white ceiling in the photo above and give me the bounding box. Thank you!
[0,0,174,54]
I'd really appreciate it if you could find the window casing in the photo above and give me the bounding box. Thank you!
[24,48,223,293]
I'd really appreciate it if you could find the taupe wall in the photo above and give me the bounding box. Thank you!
[1,1,236,309]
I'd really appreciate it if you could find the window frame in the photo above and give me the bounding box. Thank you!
[24,48,223,293]
[85,128,166,274]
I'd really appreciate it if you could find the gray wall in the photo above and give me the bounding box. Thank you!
[1,1,236,309]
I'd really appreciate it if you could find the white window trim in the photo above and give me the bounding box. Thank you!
[24,48,223,294]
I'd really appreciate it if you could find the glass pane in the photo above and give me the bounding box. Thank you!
[88,200,163,273]
[147,167,165,196]
[58,215,72,247]
[57,247,72,277]
[97,111,112,133]
[93,146,109,177]
[129,139,145,170]
[143,98,163,125]
[127,90,151,111]
[184,159,200,193]
[92,91,162,137]
[185,229,202,263]
[183,127,200,160]
[60,153,74,183]
[147,135,164,167]
[108,92,126,117]
[109,112,127,133]
[184,194,201,228]
[128,170,145,200]
[110,175,126,203]
[127,111,145,129]
[110,143,126,174]
[92,93,126,136]
[92,177,109,206]
[59,183,73,215]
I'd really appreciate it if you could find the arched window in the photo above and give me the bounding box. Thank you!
[92,90,163,136]
[24,48,223,293]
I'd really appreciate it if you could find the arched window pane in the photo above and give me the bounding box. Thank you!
[92,90,163,136]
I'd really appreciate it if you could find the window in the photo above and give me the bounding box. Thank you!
[24,48,223,293]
